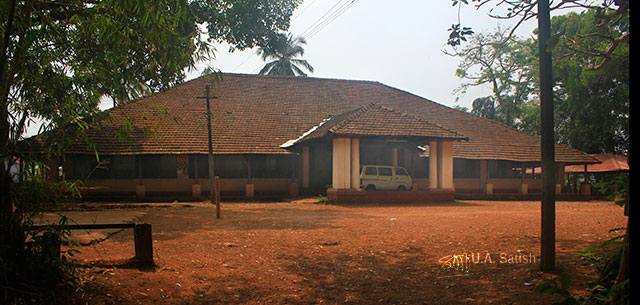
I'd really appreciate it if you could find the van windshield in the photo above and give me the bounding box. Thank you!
[395,168,409,176]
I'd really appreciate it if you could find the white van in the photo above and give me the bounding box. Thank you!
[360,165,413,191]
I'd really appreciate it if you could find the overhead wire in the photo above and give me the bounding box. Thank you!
[302,0,359,40]
[237,0,361,73]
[232,0,321,72]
[299,0,349,38]
[291,0,319,22]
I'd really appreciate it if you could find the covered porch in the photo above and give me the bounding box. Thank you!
[325,137,458,203]
[283,103,468,203]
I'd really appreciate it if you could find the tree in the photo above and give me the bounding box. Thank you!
[257,33,314,76]
[447,0,629,70]
[1,0,301,300]
[447,0,629,287]
[470,96,495,119]
[452,28,536,127]
[454,9,629,155]
[551,10,629,154]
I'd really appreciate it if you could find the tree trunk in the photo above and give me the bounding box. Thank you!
[537,0,556,272]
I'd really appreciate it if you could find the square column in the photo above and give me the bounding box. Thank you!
[350,138,361,190]
[332,137,352,189]
[332,137,361,190]
[437,140,454,189]
[428,141,438,189]
[302,146,310,189]
[392,147,399,166]
[480,160,491,194]
[245,183,255,197]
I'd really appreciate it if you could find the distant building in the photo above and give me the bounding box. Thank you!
[565,153,628,198]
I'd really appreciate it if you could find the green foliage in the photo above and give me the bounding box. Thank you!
[535,227,629,305]
[578,228,626,273]
[192,0,302,51]
[545,9,628,154]
[534,273,589,305]
[594,172,627,203]
[316,196,330,204]
[23,216,80,280]
[552,10,629,154]
[257,33,314,76]
[451,7,628,154]
[1,0,301,302]
[452,28,537,127]
[578,227,629,305]
[2,173,82,303]
[470,96,495,119]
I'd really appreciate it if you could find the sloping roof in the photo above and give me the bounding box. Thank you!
[565,154,628,173]
[282,103,467,147]
[23,73,598,164]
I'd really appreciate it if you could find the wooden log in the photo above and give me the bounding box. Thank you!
[134,223,154,266]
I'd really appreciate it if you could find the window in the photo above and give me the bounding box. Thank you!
[251,155,293,178]
[490,160,521,178]
[69,154,136,180]
[453,158,480,178]
[141,155,177,179]
[379,167,392,176]
[189,155,210,178]
[111,156,136,179]
[364,167,377,175]
[216,155,247,178]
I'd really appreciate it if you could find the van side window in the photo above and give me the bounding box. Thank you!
[379,167,392,176]
[395,168,409,176]
[365,167,377,175]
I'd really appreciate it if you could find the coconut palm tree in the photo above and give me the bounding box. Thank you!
[257,34,314,76]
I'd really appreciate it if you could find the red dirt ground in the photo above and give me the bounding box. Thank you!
[60,199,626,304]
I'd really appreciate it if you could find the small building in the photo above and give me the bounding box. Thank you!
[22,73,599,202]
[564,153,629,198]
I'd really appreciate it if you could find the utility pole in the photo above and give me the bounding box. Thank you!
[204,84,220,219]
[537,0,555,271]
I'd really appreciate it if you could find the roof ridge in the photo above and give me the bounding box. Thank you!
[327,103,376,134]
[376,103,468,140]
[324,103,467,141]
[200,72,384,86]
[376,82,546,140]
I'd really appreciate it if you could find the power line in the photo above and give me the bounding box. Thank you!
[243,0,360,73]
[304,0,359,40]
[232,0,324,73]
[300,0,347,38]
[291,0,319,22]
[231,52,257,72]
[300,0,359,40]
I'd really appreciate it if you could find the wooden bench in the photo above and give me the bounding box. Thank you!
[26,223,154,266]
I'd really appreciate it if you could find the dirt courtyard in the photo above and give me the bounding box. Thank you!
[61,199,626,304]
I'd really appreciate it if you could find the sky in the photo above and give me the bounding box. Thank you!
[184,0,543,111]
[26,1,571,137]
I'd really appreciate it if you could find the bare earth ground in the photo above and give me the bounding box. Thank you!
[58,199,626,305]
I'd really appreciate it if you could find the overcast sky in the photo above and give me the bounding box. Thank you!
[24,1,576,137]
[186,0,543,110]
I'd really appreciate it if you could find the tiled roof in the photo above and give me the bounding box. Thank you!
[283,103,467,146]
[23,73,599,164]
[565,154,628,173]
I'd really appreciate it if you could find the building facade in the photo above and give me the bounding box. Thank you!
[24,73,599,201]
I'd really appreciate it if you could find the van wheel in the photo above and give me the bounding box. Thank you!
[365,184,376,191]
[397,185,406,191]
